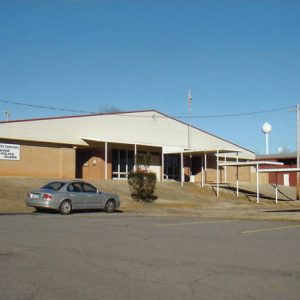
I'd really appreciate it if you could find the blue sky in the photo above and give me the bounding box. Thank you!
[0,0,299,154]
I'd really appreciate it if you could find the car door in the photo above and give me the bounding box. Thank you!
[81,183,103,209]
[67,183,85,209]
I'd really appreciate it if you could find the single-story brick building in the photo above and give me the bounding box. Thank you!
[256,153,297,186]
[0,110,255,183]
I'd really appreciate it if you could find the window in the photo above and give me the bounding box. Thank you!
[112,149,134,179]
[82,183,97,193]
[42,182,65,191]
[67,183,82,192]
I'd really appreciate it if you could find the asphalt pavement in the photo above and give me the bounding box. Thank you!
[0,212,300,300]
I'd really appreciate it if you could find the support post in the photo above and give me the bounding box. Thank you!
[161,148,164,182]
[204,153,207,185]
[236,152,239,197]
[104,142,108,180]
[256,163,260,204]
[216,150,219,198]
[181,152,184,186]
[134,144,137,172]
[275,172,278,204]
[201,155,204,187]
[190,154,193,178]
[224,154,227,183]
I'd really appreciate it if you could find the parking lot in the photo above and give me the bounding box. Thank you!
[1,212,300,300]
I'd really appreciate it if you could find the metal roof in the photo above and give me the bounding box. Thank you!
[256,153,296,160]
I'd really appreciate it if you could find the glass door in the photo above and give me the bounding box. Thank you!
[164,154,181,180]
[112,149,134,179]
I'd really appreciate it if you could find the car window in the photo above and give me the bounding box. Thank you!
[42,182,65,190]
[67,183,82,192]
[82,183,97,193]
[67,184,74,192]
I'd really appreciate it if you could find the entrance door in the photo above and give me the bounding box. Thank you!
[164,154,181,180]
[112,149,134,179]
[76,148,101,180]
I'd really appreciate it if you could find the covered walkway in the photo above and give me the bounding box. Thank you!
[258,167,300,203]
[218,161,285,203]
[166,148,242,186]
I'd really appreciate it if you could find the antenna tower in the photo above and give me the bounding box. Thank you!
[187,87,192,149]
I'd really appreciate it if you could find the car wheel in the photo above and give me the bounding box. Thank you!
[59,200,72,215]
[105,199,116,213]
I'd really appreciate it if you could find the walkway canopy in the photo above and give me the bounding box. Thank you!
[258,167,300,203]
[172,148,242,186]
[218,161,284,203]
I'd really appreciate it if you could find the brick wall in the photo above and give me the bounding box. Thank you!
[0,141,75,178]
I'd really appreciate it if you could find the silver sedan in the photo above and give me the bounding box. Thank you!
[26,180,120,215]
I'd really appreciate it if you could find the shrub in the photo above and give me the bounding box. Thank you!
[135,153,152,172]
[128,171,157,201]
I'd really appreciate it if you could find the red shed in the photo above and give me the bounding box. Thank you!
[256,153,297,186]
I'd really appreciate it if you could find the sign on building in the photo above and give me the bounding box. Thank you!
[0,143,20,160]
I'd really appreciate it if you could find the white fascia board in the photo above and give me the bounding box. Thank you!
[258,168,300,173]
[163,147,242,155]
[81,136,163,148]
[219,161,284,167]
[163,146,186,154]
[197,148,241,155]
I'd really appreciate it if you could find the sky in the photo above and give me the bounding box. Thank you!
[0,0,299,154]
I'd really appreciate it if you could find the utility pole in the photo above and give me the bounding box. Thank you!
[187,87,193,180]
[289,105,300,200]
[297,104,300,200]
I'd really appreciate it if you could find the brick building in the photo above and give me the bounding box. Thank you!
[0,110,255,183]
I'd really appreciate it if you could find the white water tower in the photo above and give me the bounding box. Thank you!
[262,122,272,155]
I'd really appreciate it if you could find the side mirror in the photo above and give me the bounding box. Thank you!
[97,190,102,194]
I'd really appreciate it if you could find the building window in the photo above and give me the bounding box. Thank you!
[112,149,134,179]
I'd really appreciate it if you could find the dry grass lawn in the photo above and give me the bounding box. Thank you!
[1,176,300,221]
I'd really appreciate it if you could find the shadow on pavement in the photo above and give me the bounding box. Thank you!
[264,209,300,213]
[211,183,295,203]
[0,209,123,216]
[0,212,33,216]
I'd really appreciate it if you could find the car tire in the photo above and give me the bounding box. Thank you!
[59,200,72,215]
[105,199,116,213]
[35,207,44,213]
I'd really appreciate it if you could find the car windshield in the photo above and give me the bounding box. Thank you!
[42,182,66,191]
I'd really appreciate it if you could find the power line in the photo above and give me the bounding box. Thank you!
[0,99,295,119]
[0,99,95,114]
[185,105,295,119]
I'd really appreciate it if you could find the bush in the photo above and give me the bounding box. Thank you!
[128,171,157,201]
[135,153,152,172]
